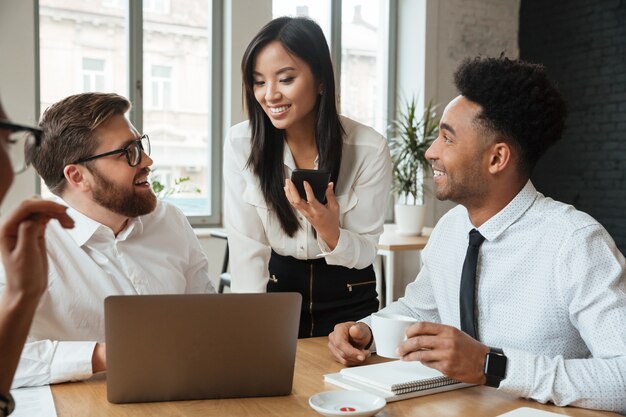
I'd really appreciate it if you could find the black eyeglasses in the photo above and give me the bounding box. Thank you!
[0,120,43,174]
[73,134,151,167]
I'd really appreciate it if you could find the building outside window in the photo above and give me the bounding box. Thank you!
[82,58,106,92]
[39,0,393,224]
[144,0,170,14]
[272,0,331,45]
[102,0,124,8]
[272,0,391,135]
[39,0,213,221]
[340,0,389,134]
[149,64,172,110]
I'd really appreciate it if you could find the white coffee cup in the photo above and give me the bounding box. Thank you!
[370,312,418,359]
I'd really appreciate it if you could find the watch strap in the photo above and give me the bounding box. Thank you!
[485,373,503,388]
[0,392,15,417]
[484,347,507,388]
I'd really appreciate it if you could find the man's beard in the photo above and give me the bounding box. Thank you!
[89,165,157,218]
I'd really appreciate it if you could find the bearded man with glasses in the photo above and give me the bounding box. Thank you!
[0,93,214,390]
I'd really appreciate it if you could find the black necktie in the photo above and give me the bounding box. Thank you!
[459,229,486,340]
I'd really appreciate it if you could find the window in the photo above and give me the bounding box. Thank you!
[39,0,219,225]
[103,0,168,13]
[272,1,395,221]
[272,0,331,45]
[272,0,394,135]
[143,0,170,14]
[82,58,106,92]
[149,65,172,109]
[142,1,212,220]
[39,0,128,109]
[102,0,124,8]
[340,0,390,134]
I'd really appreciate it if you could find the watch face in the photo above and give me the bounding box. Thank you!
[486,352,507,378]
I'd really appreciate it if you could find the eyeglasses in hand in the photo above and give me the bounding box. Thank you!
[0,120,43,174]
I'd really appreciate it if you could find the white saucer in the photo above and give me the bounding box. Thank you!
[309,390,386,417]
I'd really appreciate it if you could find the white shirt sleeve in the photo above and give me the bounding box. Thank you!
[175,209,214,294]
[359,248,440,352]
[375,242,442,323]
[11,340,96,389]
[0,269,96,388]
[223,127,272,293]
[498,225,626,414]
[318,139,392,269]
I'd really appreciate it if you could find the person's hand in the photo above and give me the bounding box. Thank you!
[396,322,490,384]
[0,199,74,301]
[92,343,107,373]
[328,321,373,366]
[284,179,340,249]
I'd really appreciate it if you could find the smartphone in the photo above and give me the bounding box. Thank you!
[290,169,331,204]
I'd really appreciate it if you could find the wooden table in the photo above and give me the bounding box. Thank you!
[51,337,618,417]
[377,224,429,306]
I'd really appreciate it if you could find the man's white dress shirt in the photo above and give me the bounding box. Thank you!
[0,200,214,388]
[224,116,392,293]
[376,181,626,414]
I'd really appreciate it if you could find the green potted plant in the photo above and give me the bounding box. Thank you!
[151,175,201,199]
[388,97,439,236]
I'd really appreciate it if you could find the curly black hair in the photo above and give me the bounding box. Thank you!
[454,56,567,176]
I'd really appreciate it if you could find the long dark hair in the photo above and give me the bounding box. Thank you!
[241,16,344,237]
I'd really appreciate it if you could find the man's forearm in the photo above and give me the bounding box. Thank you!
[499,348,626,414]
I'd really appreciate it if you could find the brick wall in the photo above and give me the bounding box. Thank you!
[438,0,520,64]
[520,0,626,253]
[433,0,520,112]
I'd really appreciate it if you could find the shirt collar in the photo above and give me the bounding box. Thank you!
[64,203,144,246]
[64,205,103,246]
[469,180,538,242]
[283,143,297,171]
[282,141,320,171]
[118,216,143,241]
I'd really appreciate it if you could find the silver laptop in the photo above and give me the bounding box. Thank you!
[104,293,302,404]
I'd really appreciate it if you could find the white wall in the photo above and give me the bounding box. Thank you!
[222,0,272,130]
[0,0,40,214]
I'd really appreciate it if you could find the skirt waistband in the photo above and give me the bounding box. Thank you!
[270,250,329,266]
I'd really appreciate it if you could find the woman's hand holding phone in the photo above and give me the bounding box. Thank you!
[284,179,340,250]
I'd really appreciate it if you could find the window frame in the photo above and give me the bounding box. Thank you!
[126,0,222,226]
[271,0,398,135]
[330,0,397,221]
[329,0,398,135]
[34,0,396,227]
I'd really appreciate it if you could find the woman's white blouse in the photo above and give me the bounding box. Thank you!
[223,116,392,293]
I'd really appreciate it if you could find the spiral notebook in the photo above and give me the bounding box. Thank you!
[324,360,471,402]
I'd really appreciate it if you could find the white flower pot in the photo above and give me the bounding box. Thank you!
[394,204,425,236]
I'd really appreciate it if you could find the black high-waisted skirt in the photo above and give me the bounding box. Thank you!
[268,250,379,338]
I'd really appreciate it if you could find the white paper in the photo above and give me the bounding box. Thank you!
[10,385,57,417]
[497,407,570,417]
